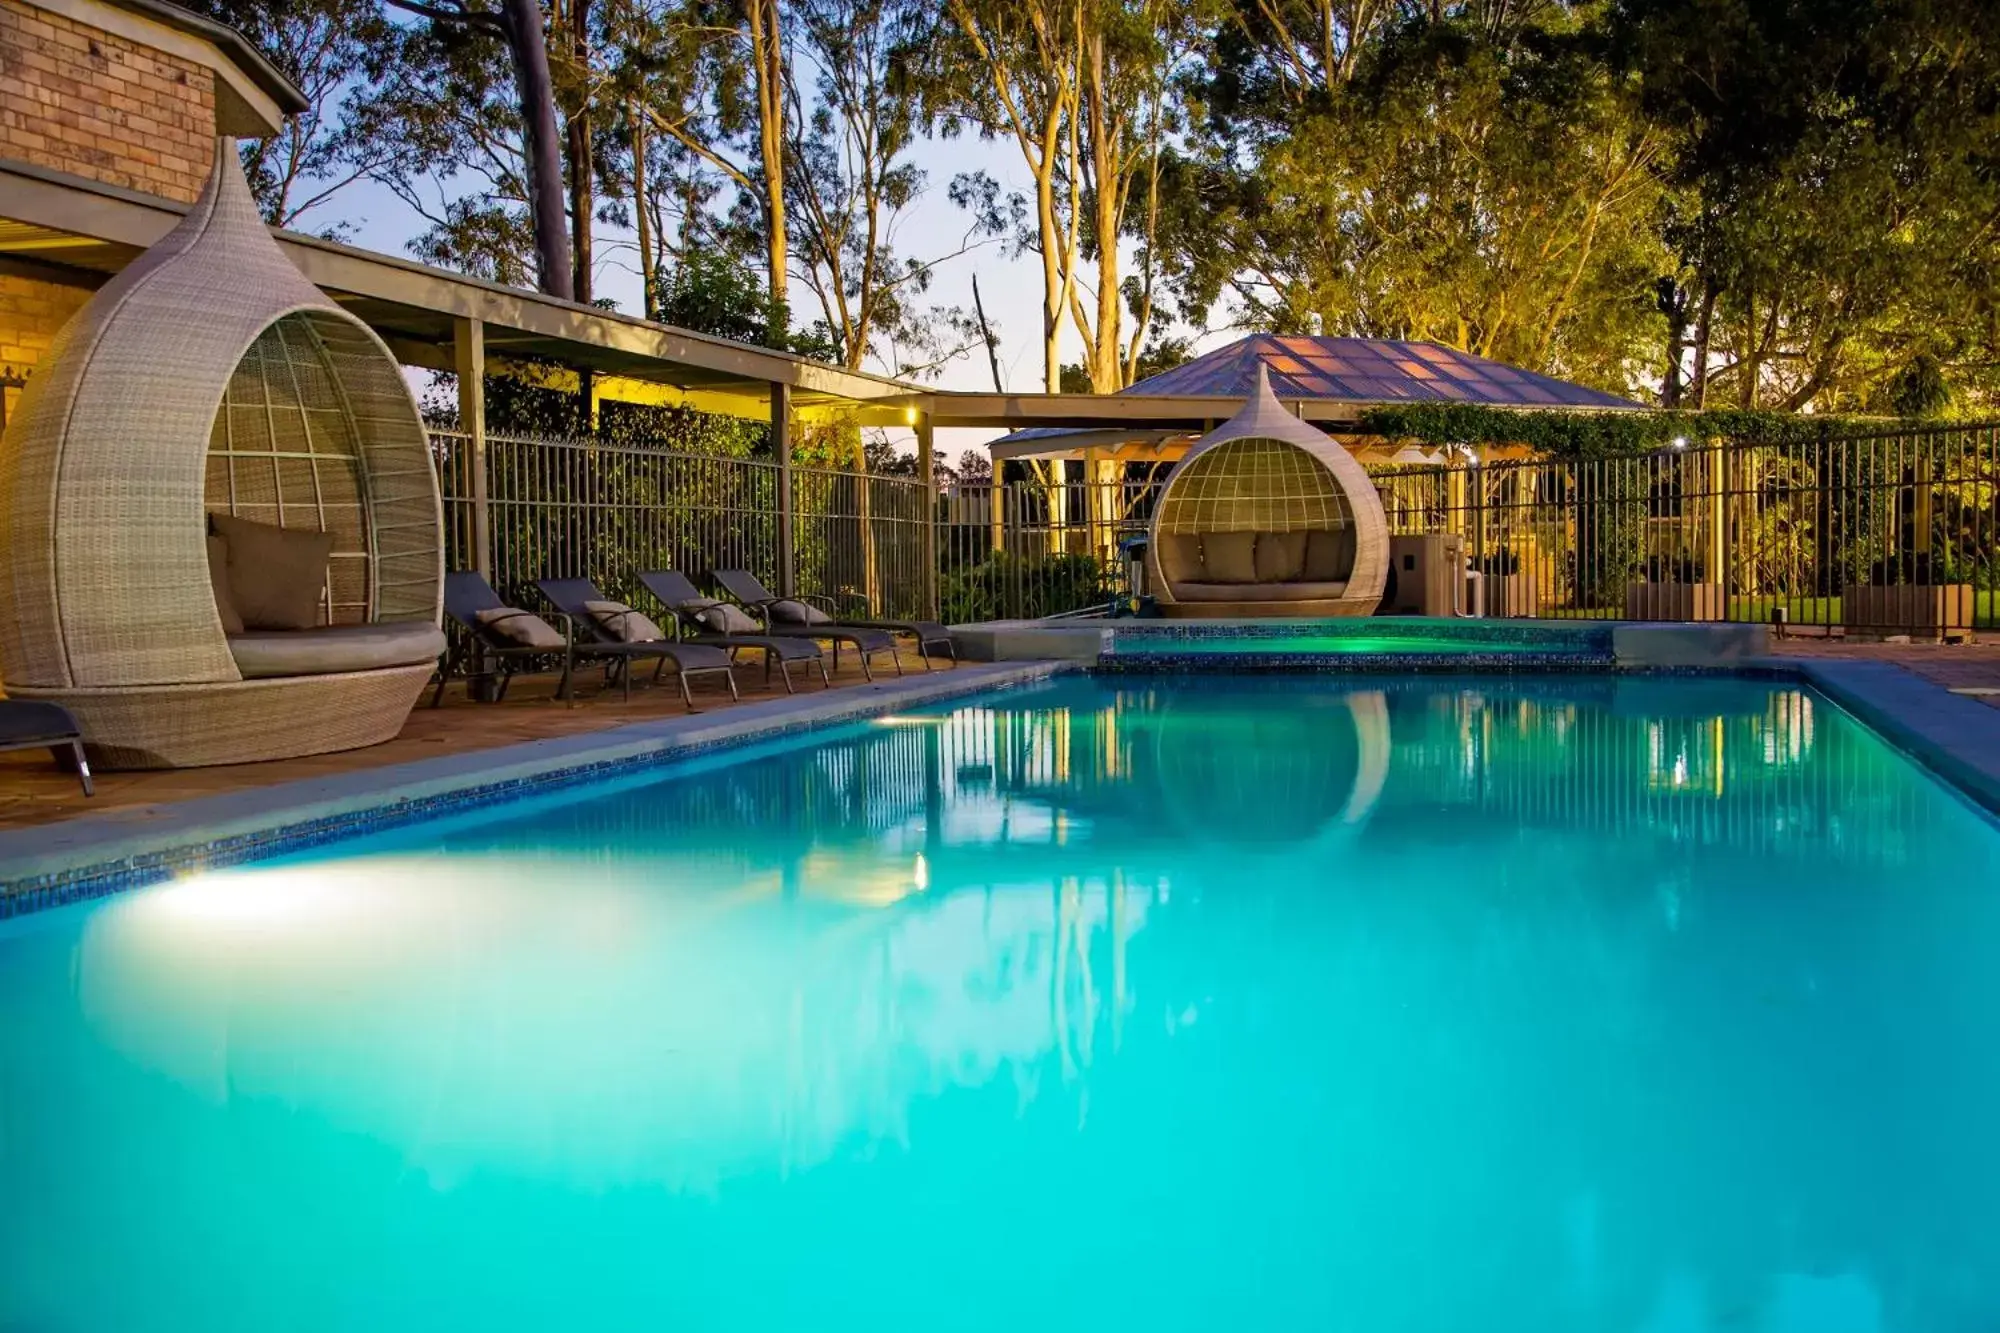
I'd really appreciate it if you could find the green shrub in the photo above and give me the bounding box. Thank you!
[941,553,1112,622]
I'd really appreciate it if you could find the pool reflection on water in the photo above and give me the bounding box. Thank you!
[1,675,1996,1332]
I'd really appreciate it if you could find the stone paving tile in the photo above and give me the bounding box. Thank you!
[1771,638,2000,708]
[0,647,950,831]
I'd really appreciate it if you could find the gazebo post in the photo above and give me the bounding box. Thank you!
[452,316,492,582]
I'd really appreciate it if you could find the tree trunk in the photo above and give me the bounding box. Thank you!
[1690,278,1717,409]
[747,0,787,345]
[1037,156,1064,394]
[630,101,654,319]
[564,0,592,303]
[1083,31,1120,393]
[500,0,573,301]
[1737,288,1758,409]
[1658,278,1686,408]
[972,272,1004,392]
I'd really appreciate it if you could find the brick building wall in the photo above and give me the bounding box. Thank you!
[0,270,89,427]
[0,0,216,203]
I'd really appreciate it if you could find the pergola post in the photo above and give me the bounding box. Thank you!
[917,412,938,618]
[452,316,491,581]
[772,380,795,596]
[855,430,880,613]
[989,472,1005,555]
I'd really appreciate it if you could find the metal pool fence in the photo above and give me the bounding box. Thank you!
[936,473,1165,623]
[429,423,1998,637]
[1371,424,1998,635]
[945,425,1998,635]
[431,430,934,618]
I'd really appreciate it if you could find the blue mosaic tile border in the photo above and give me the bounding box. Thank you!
[1101,618,1618,651]
[0,667,1071,920]
[1095,650,1617,674]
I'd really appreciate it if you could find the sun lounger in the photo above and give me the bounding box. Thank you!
[529,577,745,708]
[709,569,954,668]
[0,700,93,795]
[434,571,735,710]
[630,570,834,693]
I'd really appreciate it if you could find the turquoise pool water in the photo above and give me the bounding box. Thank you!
[3,675,1998,1331]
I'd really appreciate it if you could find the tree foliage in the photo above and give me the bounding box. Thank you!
[1357,403,1946,459]
[195,0,2000,416]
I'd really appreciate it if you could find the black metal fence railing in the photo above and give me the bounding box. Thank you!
[1374,425,1998,634]
[431,430,934,618]
[937,474,1166,623]
[430,423,1997,636]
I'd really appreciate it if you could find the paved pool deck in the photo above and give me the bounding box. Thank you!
[0,660,1063,912]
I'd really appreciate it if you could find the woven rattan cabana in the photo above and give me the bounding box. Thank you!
[1146,367,1389,617]
[0,140,444,768]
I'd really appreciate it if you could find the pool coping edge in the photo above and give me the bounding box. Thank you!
[4,654,1995,917]
[1774,657,2000,819]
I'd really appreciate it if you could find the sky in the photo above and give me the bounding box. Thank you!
[316,132,1236,461]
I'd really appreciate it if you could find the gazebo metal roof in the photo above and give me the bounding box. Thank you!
[1125,334,1642,408]
[986,334,1641,459]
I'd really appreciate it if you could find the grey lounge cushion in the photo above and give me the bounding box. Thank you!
[771,598,833,626]
[209,513,332,631]
[475,606,566,650]
[1174,581,1350,603]
[206,533,245,635]
[228,622,448,679]
[1304,527,1355,581]
[1202,531,1259,584]
[1255,531,1309,582]
[689,599,760,634]
[583,599,666,643]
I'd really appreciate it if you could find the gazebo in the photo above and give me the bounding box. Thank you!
[0,140,444,768]
[1146,367,1389,617]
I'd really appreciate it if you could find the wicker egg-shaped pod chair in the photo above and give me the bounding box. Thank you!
[1146,366,1388,618]
[0,140,444,769]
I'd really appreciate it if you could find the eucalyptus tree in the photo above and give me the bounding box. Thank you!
[632,0,792,344]
[373,0,574,298]
[920,0,1207,394]
[783,0,1001,377]
[1162,3,1668,393]
[180,0,405,235]
[1613,0,2000,411]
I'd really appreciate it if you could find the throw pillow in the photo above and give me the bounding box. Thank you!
[1304,527,1354,581]
[209,513,333,631]
[1255,530,1309,582]
[1203,531,1259,584]
[474,606,566,650]
[206,533,245,635]
[691,601,760,634]
[1157,532,1206,582]
[583,599,666,643]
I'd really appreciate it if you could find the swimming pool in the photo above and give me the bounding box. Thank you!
[3,673,1998,1330]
